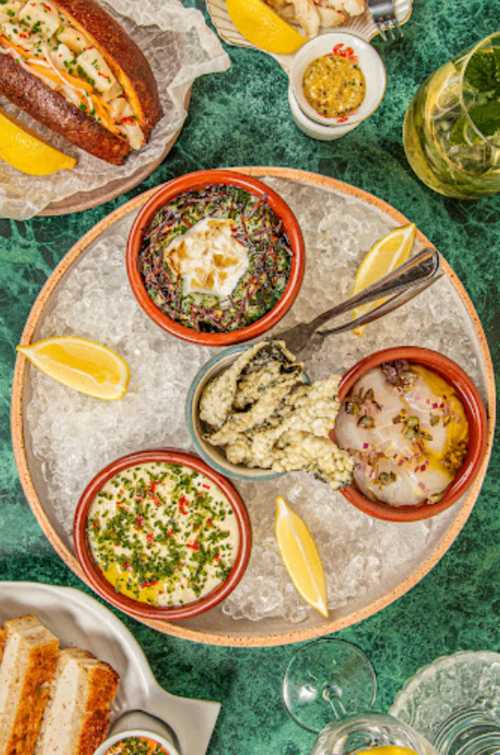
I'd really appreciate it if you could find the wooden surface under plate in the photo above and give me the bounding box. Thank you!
[40,91,191,217]
[11,167,496,647]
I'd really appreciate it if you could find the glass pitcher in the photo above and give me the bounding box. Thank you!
[403,32,500,198]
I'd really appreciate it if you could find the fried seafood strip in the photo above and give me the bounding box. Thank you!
[266,0,366,37]
[200,341,354,491]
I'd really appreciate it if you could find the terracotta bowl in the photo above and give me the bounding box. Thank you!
[126,169,305,346]
[73,449,252,621]
[336,347,488,522]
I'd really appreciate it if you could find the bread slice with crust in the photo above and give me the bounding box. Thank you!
[36,648,119,755]
[0,615,60,755]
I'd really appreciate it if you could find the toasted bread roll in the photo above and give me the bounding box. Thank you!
[0,54,131,164]
[0,0,162,164]
[36,648,119,755]
[0,615,59,755]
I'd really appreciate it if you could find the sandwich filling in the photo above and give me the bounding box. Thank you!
[0,0,145,149]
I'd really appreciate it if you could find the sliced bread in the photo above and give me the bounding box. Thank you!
[36,647,119,755]
[0,615,59,755]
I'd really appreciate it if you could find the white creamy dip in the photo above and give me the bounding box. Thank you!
[87,461,239,607]
[164,218,249,298]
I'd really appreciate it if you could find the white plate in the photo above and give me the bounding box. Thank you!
[206,0,413,72]
[0,582,220,755]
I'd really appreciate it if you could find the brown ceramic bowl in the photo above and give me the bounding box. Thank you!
[73,449,252,620]
[336,347,488,522]
[126,169,306,346]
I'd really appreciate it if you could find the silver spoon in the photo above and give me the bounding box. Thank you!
[274,247,442,362]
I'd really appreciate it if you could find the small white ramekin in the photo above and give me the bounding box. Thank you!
[288,85,357,141]
[290,31,387,128]
[95,728,180,755]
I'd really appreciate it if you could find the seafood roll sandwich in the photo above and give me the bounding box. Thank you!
[0,0,161,163]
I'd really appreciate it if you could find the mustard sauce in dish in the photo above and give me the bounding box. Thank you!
[302,45,366,119]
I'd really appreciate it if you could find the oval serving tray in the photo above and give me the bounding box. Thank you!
[0,582,220,755]
[207,0,413,72]
[11,167,495,647]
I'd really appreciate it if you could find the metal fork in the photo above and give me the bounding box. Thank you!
[274,247,442,362]
[368,0,404,42]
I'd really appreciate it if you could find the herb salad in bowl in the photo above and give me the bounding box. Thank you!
[126,170,305,346]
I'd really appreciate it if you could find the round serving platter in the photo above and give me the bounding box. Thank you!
[11,167,495,647]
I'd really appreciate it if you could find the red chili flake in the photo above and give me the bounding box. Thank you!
[440,402,445,408]
[213,552,220,562]
[140,580,159,589]
[336,115,349,123]
[167,528,174,537]
[135,515,144,529]
[332,42,357,61]
[178,496,189,515]
[432,402,438,409]
[19,32,29,38]
[122,562,130,571]
[120,116,135,125]
[362,443,369,449]
[202,483,210,490]
[149,482,157,493]
[187,541,200,551]
[151,495,161,506]
[206,518,213,527]
[42,2,52,10]
[146,533,154,544]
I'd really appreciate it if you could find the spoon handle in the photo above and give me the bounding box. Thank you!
[306,247,440,334]
[317,272,444,337]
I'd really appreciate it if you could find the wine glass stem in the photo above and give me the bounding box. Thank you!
[324,686,348,720]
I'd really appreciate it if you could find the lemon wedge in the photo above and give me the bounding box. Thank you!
[356,748,417,755]
[0,109,76,176]
[352,223,416,335]
[226,0,306,55]
[17,337,130,400]
[275,496,328,617]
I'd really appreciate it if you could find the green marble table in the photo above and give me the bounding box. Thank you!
[1,2,499,753]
